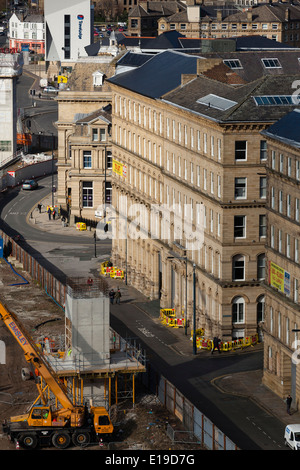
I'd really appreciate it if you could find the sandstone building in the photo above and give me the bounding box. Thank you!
[55,60,115,222]
[108,50,299,341]
[262,109,300,408]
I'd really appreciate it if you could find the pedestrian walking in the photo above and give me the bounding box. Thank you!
[211,336,221,354]
[286,394,292,415]
[109,289,115,305]
[47,207,51,220]
[115,289,121,304]
[37,203,42,213]
[52,210,56,220]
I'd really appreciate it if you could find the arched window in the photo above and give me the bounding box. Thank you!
[257,295,265,323]
[232,296,245,323]
[232,255,245,281]
[257,254,265,280]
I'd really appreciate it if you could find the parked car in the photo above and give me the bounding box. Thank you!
[22,180,38,190]
[43,86,58,94]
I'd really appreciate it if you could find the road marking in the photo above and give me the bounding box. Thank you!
[135,320,169,347]
[246,416,283,449]
[137,327,154,338]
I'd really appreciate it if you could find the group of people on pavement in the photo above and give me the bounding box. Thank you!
[38,203,66,226]
[109,288,122,305]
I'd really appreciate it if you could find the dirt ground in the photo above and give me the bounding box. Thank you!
[0,259,204,451]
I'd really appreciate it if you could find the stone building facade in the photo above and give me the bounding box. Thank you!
[157,2,300,46]
[108,53,299,341]
[262,109,300,407]
[55,60,115,221]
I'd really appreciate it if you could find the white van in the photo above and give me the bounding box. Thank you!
[284,425,300,450]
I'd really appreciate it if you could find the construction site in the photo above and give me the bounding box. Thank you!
[0,252,204,451]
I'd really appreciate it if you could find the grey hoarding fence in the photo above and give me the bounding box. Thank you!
[1,231,238,450]
[140,364,238,450]
[1,231,66,308]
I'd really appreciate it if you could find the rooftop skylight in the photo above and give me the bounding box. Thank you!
[196,94,237,111]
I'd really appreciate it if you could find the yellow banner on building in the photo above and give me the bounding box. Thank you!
[269,261,290,295]
[112,159,126,177]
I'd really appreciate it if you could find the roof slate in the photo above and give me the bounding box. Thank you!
[262,109,300,148]
[162,74,300,124]
[108,50,200,98]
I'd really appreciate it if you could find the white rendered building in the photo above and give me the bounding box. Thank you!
[44,0,94,62]
[0,53,23,167]
[9,12,45,54]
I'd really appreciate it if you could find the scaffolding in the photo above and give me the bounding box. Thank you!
[42,277,147,408]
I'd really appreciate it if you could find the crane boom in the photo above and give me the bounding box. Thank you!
[0,301,74,411]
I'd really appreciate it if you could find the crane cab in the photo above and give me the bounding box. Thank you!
[91,407,114,434]
[10,406,53,427]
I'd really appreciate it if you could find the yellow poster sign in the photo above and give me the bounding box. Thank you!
[57,75,68,83]
[269,261,290,295]
[112,159,126,177]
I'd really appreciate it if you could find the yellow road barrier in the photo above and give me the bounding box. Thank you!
[195,334,259,352]
[160,308,186,329]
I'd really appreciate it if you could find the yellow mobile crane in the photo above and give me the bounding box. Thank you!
[0,302,113,449]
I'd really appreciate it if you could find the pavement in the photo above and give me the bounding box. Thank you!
[26,192,300,430]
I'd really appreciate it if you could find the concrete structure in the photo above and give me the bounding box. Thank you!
[46,278,146,406]
[65,280,110,367]
[8,12,45,55]
[0,52,23,167]
[44,0,94,63]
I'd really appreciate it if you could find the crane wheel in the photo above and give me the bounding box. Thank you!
[52,431,71,449]
[18,432,38,449]
[72,431,91,447]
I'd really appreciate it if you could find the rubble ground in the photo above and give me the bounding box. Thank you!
[0,259,205,451]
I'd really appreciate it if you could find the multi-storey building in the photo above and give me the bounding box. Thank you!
[44,0,93,63]
[8,12,45,55]
[157,2,300,46]
[127,1,187,36]
[108,50,299,341]
[60,106,112,221]
[55,62,113,221]
[262,109,300,407]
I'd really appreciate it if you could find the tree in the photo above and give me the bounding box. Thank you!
[94,0,118,21]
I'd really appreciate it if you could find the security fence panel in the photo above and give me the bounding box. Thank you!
[203,416,214,450]
[183,398,194,432]
[157,375,165,406]
[166,381,175,414]
[214,428,225,450]
[175,390,184,422]
[225,436,237,450]
[193,407,204,446]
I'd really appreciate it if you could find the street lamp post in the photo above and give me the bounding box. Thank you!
[51,133,54,207]
[93,231,97,258]
[167,255,188,336]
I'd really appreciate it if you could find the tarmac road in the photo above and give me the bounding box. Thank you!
[110,301,287,451]
[0,175,111,282]
[0,177,293,450]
